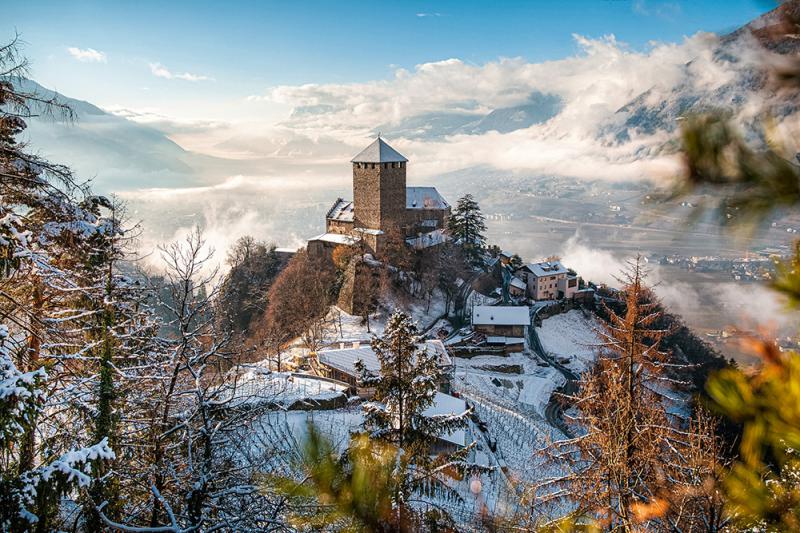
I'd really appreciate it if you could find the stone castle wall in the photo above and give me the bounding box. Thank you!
[404,206,451,235]
[353,162,406,231]
[326,219,354,235]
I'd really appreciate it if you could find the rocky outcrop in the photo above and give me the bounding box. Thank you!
[337,256,381,316]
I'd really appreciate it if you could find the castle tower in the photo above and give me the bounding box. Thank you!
[351,137,408,232]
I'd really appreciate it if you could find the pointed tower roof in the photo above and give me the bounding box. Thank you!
[351,137,408,163]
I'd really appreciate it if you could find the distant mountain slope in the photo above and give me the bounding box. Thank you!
[14,79,208,192]
[606,1,800,144]
[375,91,562,140]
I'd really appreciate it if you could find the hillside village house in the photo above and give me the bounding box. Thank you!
[312,339,466,452]
[515,260,578,300]
[313,339,453,393]
[471,305,530,352]
[509,276,527,298]
[308,137,451,258]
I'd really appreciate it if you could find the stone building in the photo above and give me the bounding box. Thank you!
[308,137,450,258]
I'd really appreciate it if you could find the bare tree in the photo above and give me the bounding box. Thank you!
[259,250,335,355]
[535,257,725,531]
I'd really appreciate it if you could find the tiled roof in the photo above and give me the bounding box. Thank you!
[406,186,449,210]
[423,392,468,447]
[351,137,408,163]
[522,261,569,277]
[326,198,354,222]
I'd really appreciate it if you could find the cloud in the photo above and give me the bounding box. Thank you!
[121,175,331,276]
[416,12,444,17]
[559,233,628,286]
[234,32,769,183]
[67,47,107,63]
[39,31,774,198]
[149,62,214,82]
[714,282,792,331]
[633,1,682,20]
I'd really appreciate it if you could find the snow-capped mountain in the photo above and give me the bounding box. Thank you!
[605,1,800,145]
[375,92,562,140]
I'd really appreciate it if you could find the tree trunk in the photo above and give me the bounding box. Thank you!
[19,279,43,475]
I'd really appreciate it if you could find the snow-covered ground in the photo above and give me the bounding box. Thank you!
[321,306,387,343]
[400,288,448,332]
[465,290,500,311]
[537,309,603,373]
[452,350,566,483]
[231,408,364,477]
[454,353,564,418]
[320,290,449,345]
[231,404,506,529]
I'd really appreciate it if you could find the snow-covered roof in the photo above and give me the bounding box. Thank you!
[354,227,384,236]
[472,305,530,326]
[423,392,468,447]
[318,346,380,375]
[317,339,451,378]
[351,137,408,163]
[510,277,526,290]
[327,198,354,222]
[406,229,447,249]
[308,232,358,245]
[406,187,449,210]
[522,261,569,278]
[222,369,348,408]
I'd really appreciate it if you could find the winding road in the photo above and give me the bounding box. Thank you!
[528,306,579,439]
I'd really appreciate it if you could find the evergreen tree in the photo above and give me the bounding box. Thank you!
[355,311,474,527]
[447,194,487,268]
[77,200,163,529]
[0,37,125,530]
[359,311,444,448]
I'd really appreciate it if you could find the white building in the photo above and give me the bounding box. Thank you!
[516,261,578,300]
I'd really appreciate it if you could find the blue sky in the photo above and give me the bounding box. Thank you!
[6,0,774,119]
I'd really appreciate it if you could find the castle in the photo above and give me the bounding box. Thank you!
[308,137,451,258]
